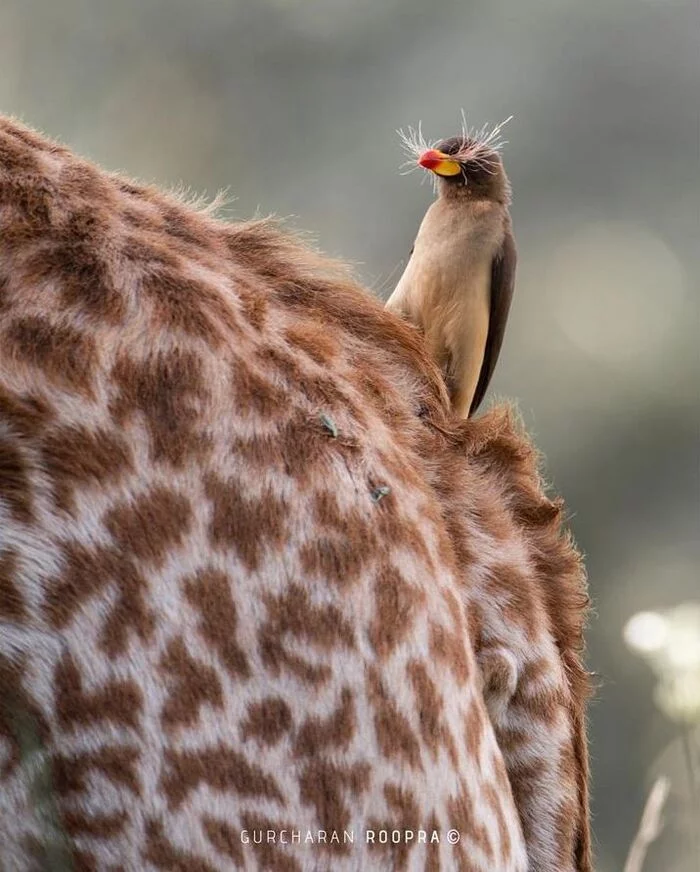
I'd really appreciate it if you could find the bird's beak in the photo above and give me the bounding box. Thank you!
[418,149,462,177]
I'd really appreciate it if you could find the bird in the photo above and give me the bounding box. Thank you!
[386,120,516,418]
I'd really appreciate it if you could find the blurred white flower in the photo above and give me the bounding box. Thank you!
[624,602,700,725]
[654,672,700,725]
[665,604,700,671]
[624,611,670,655]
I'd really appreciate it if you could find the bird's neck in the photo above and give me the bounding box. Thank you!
[438,179,509,206]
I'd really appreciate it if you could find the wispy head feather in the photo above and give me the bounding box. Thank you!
[396,122,440,189]
[397,121,437,174]
[397,113,512,179]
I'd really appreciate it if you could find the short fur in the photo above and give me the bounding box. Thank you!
[0,115,590,871]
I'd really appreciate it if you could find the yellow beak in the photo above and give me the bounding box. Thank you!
[418,149,462,177]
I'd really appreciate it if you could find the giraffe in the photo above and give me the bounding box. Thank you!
[0,114,592,871]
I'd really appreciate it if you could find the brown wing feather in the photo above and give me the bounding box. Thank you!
[469,219,517,415]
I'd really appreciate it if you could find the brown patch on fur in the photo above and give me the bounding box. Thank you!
[504,755,557,861]
[99,562,156,658]
[370,564,427,658]
[159,637,224,733]
[121,205,160,233]
[442,587,465,629]
[463,699,485,763]
[0,129,44,173]
[45,541,155,656]
[239,813,302,871]
[52,747,141,798]
[241,697,292,745]
[143,819,218,872]
[44,222,125,325]
[376,440,426,490]
[293,688,355,757]
[284,321,336,367]
[140,269,241,345]
[351,367,394,413]
[122,234,180,270]
[258,583,355,685]
[41,424,133,514]
[368,783,421,870]
[371,493,436,574]
[160,745,284,810]
[3,155,125,324]
[205,473,288,572]
[201,816,246,866]
[62,810,127,839]
[59,162,113,203]
[105,486,192,567]
[229,358,288,420]
[160,203,212,251]
[298,537,370,590]
[110,350,209,466]
[2,123,60,154]
[300,489,377,587]
[492,563,541,640]
[182,568,251,679]
[554,793,580,870]
[0,548,26,622]
[429,618,471,687]
[510,656,566,719]
[479,646,518,712]
[572,706,592,871]
[0,433,34,523]
[260,344,363,419]
[0,386,54,438]
[0,174,56,253]
[54,653,143,731]
[484,782,512,865]
[496,724,530,757]
[44,540,108,623]
[4,317,98,396]
[298,760,371,854]
[236,281,269,331]
[447,781,494,867]
[407,659,458,767]
[367,667,422,770]
[231,409,360,490]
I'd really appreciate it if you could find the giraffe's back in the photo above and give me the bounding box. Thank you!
[0,115,589,872]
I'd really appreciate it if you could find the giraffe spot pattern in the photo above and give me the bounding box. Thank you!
[0,114,591,872]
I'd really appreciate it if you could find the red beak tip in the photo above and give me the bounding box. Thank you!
[418,150,441,170]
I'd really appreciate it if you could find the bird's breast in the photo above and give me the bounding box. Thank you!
[386,198,503,332]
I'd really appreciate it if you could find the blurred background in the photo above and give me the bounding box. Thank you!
[1,0,698,868]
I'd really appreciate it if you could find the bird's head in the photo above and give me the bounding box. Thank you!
[399,119,512,204]
[419,136,509,202]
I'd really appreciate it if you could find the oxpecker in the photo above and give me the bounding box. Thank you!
[386,121,516,418]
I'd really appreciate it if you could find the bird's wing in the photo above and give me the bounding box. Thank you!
[469,219,517,415]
